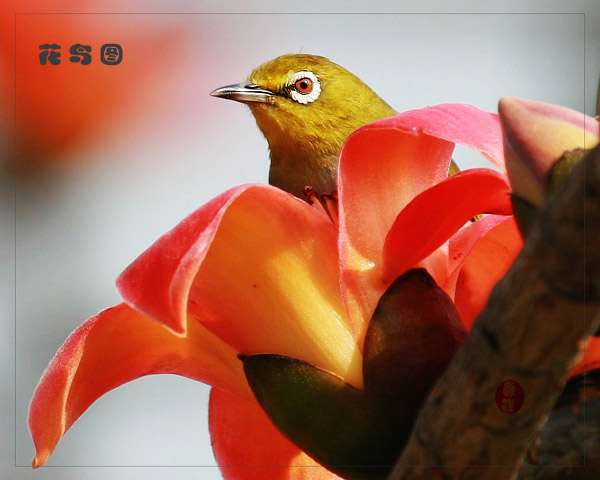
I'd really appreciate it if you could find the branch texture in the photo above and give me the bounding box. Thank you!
[517,371,600,480]
[389,146,600,480]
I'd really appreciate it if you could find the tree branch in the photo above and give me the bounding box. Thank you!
[517,371,600,480]
[388,145,600,480]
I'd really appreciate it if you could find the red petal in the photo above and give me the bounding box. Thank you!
[338,121,454,341]
[442,215,512,298]
[119,184,363,388]
[209,388,341,480]
[382,169,512,285]
[454,217,523,329]
[371,103,505,169]
[338,104,505,342]
[29,303,248,468]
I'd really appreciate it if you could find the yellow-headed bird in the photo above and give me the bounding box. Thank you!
[211,53,457,199]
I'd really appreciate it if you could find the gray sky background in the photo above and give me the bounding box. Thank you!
[3,1,600,479]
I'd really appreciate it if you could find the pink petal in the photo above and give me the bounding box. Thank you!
[373,103,506,170]
[499,97,600,206]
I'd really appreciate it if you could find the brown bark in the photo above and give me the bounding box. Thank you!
[517,371,600,480]
[388,145,600,480]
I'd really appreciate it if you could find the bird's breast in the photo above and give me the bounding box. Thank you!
[268,149,338,200]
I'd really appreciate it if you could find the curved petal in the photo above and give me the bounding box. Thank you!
[442,215,513,298]
[118,184,363,388]
[209,388,341,480]
[29,303,249,468]
[371,103,505,169]
[338,122,454,343]
[337,104,505,345]
[117,186,248,335]
[382,169,512,285]
[454,217,523,329]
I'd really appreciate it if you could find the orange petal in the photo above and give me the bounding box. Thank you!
[117,186,246,335]
[209,388,342,480]
[29,303,249,468]
[382,169,512,286]
[118,185,363,388]
[454,217,523,329]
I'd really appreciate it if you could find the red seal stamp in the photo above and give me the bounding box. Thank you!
[495,380,524,414]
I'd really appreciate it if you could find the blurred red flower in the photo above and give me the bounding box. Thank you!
[2,1,180,172]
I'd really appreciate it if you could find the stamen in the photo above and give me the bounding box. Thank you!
[304,186,339,226]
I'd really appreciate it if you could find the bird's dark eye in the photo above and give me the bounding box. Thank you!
[294,77,313,94]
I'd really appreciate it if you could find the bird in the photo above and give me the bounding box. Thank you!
[211,53,458,200]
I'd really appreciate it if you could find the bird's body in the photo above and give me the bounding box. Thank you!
[211,54,456,199]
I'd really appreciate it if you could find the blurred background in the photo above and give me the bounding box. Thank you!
[2,1,599,479]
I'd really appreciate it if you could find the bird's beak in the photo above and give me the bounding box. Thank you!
[210,82,275,104]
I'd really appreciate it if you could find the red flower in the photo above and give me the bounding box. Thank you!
[31,104,583,478]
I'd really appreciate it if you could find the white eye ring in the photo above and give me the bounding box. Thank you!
[289,71,321,104]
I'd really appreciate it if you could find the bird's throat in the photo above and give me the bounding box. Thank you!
[250,104,340,199]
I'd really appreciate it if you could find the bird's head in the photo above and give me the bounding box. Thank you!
[211,53,396,197]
